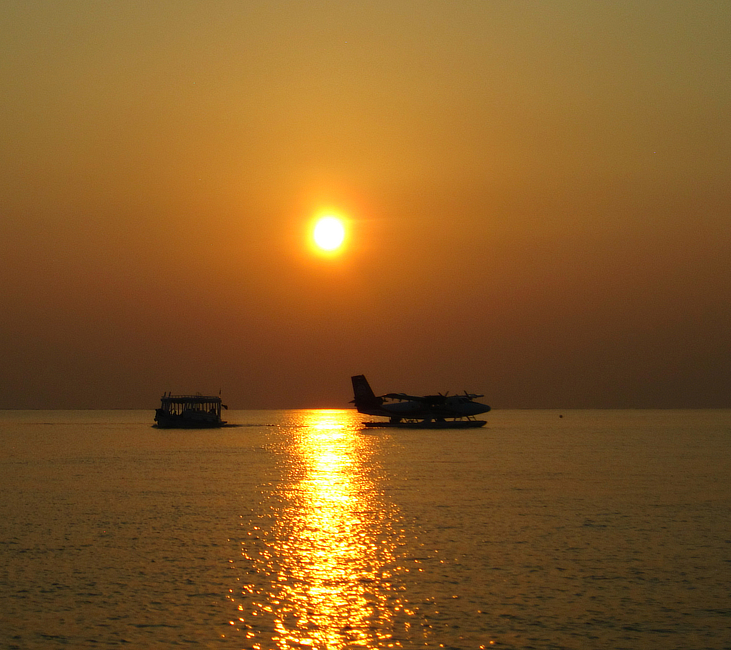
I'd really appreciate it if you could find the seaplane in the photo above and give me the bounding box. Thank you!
[351,375,490,429]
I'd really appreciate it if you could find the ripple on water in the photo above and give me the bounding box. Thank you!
[1,409,730,649]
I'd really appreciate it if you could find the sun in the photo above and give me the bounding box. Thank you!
[313,216,345,251]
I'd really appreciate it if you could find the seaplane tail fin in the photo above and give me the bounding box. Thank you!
[351,375,383,410]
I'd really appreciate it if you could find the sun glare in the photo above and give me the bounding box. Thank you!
[313,216,345,252]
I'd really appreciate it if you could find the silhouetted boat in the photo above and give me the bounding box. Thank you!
[154,393,228,428]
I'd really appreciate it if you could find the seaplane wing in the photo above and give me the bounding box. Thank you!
[382,392,424,401]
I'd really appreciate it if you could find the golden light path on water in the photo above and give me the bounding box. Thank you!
[233,410,418,649]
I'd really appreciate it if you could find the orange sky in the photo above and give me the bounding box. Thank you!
[1,1,729,408]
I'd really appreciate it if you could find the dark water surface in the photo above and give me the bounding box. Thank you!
[1,409,730,649]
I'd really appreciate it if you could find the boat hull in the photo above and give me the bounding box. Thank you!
[154,409,226,429]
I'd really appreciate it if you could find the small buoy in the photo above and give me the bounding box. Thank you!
[559,414,563,418]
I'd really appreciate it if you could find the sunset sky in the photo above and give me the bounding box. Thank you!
[2,1,729,409]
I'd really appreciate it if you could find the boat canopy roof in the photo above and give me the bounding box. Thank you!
[160,394,222,405]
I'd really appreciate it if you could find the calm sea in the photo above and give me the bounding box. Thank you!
[1,409,730,649]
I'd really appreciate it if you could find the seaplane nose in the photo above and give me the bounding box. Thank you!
[472,402,491,415]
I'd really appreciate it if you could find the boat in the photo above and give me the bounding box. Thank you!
[154,393,228,428]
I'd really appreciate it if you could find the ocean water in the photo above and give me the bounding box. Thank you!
[1,409,730,650]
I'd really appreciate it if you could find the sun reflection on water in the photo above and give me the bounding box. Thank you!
[234,410,409,649]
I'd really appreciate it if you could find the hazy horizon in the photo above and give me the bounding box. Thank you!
[2,1,729,409]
